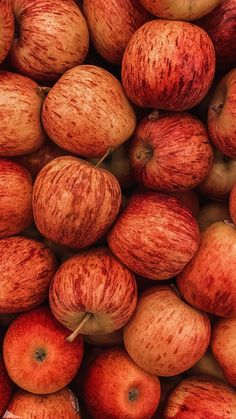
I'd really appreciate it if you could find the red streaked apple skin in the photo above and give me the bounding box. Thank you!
[121,20,215,111]
[230,184,236,225]
[129,113,213,192]
[42,65,136,158]
[3,306,84,394]
[212,318,236,387]
[208,69,236,158]
[11,0,89,81]
[123,286,210,376]
[0,355,12,417]
[170,190,199,218]
[164,376,236,418]
[0,236,57,313]
[49,247,137,335]
[0,0,14,63]
[108,192,200,280]
[83,348,161,419]
[0,159,33,237]
[177,221,236,317]
[32,156,122,249]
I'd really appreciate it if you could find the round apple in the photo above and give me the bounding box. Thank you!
[170,189,200,218]
[121,20,215,111]
[0,0,14,63]
[197,202,231,231]
[0,355,12,417]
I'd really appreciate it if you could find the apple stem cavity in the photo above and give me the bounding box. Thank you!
[66,312,92,343]
[211,103,224,114]
[136,149,153,161]
[95,148,114,167]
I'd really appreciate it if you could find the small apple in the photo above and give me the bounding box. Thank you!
[229,183,236,225]
[0,355,12,417]
[197,202,231,231]
[0,0,14,64]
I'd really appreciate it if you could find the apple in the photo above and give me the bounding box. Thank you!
[170,190,200,218]
[139,0,221,20]
[0,355,12,417]
[42,65,136,158]
[212,318,236,387]
[83,0,151,64]
[197,0,236,71]
[177,221,236,317]
[0,159,33,237]
[0,1,14,64]
[208,69,236,158]
[197,202,231,231]
[32,156,122,248]
[84,328,123,347]
[49,247,137,339]
[4,387,81,418]
[164,376,236,418]
[129,113,213,192]
[0,236,57,313]
[121,20,215,111]
[187,350,226,382]
[0,72,47,156]
[230,183,236,224]
[83,348,161,419]
[10,0,89,81]
[198,147,236,200]
[3,306,84,394]
[108,192,200,280]
[123,286,210,376]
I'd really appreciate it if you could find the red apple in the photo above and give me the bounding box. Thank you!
[0,355,12,417]
[4,387,81,418]
[0,236,57,313]
[83,0,151,64]
[11,0,89,81]
[140,0,221,20]
[129,113,213,192]
[170,190,200,218]
[230,183,236,224]
[187,350,226,382]
[84,328,123,347]
[177,221,236,317]
[212,318,236,387]
[42,65,136,158]
[49,247,137,339]
[83,348,161,419]
[3,306,84,394]
[0,72,47,156]
[121,20,215,111]
[0,0,14,63]
[164,376,236,418]
[108,192,200,280]
[123,286,210,376]
[32,156,121,248]
[208,69,236,158]
[197,202,231,231]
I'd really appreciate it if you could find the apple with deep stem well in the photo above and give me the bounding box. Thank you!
[0,0,14,64]
[0,355,12,417]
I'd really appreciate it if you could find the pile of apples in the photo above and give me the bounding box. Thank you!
[0,0,236,418]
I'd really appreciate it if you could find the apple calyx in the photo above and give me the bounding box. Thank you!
[148,110,160,121]
[66,312,92,343]
[95,147,114,167]
[35,87,51,99]
[211,102,224,115]
[128,388,139,401]
[34,348,47,363]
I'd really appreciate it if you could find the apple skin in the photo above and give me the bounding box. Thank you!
[83,0,151,65]
[163,376,236,418]
[83,348,161,419]
[0,355,12,417]
[49,247,137,335]
[197,202,231,231]
[123,286,210,377]
[108,192,200,280]
[129,113,213,192]
[32,156,121,249]
[4,387,81,419]
[230,183,236,224]
[0,0,14,64]
[170,190,199,218]
[3,306,84,394]
[0,236,57,313]
[0,159,33,237]
[208,69,236,158]
[84,328,123,347]
[42,65,136,158]
[0,72,47,156]
[177,221,236,317]
[10,0,89,81]
[211,318,236,387]
[121,20,215,111]
[140,0,221,20]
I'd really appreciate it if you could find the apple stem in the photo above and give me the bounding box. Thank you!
[35,86,51,98]
[66,313,92,343]
[148,110,160,121]
[95,148,114,167]
[136,149,153,161]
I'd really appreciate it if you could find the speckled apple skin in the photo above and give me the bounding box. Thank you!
[0,0,14,63]
[33,156,122,249]
[177,221,236,317]
[0,72,47,156]
[108,192,200,280]
[164,376,236,418]
[10,0,89,81]
[0,159,33,237]
[84,348,161,419]
[122,20,215,111]
[49,247,137,335]
[123,286,210,376]
[0,236,57,312]
[42,65,136,158]
[3,306,84,394]
[5,388,81,419]
[230,183,236,224]
[0,355,12,417]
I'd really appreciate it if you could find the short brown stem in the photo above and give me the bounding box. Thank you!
[66,313,92,343]
[136,149,153,161]
[148,110,160,121]
[95,148,114,167]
